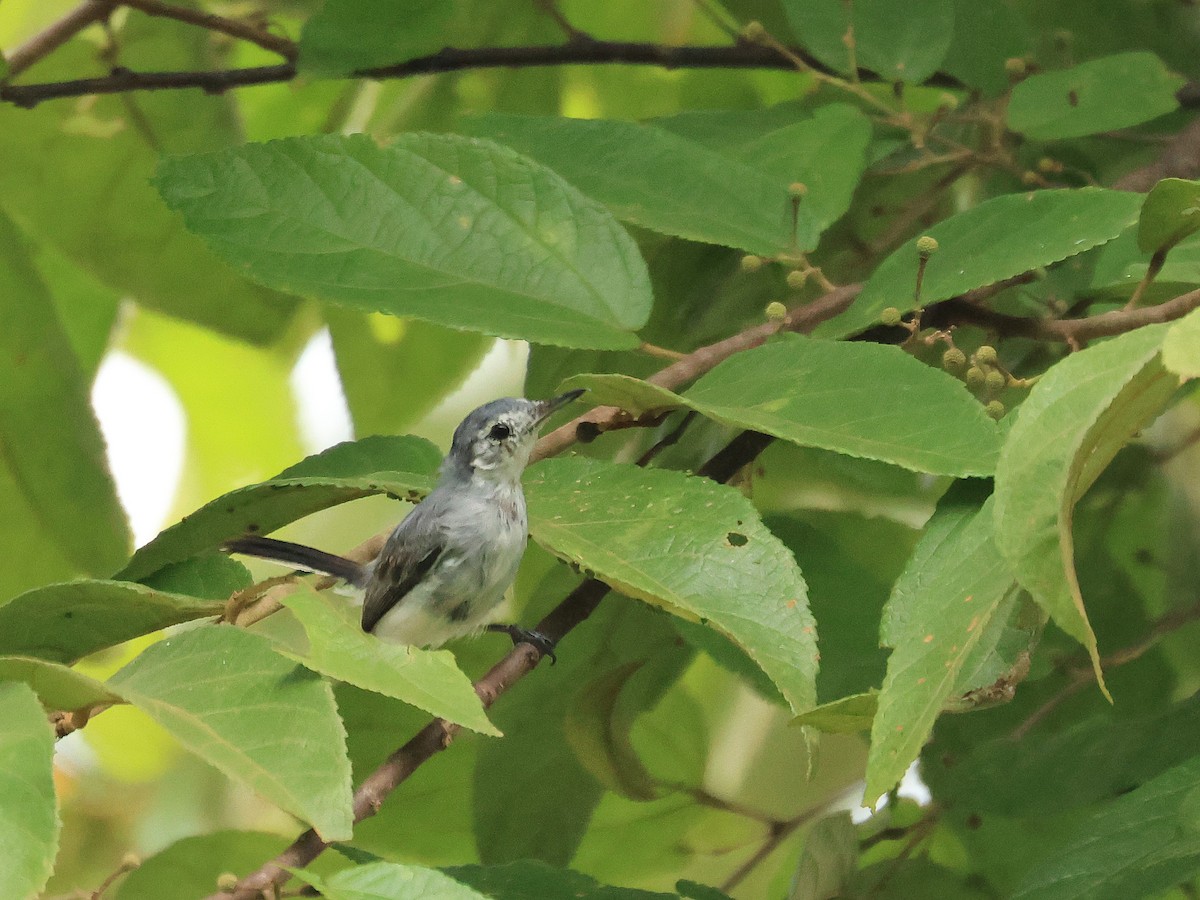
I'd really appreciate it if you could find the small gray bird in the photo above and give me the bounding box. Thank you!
[224,391,584,656]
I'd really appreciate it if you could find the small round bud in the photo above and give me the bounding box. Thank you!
[740,254,763,273]
[786,269,807,289]
[985,370,1006,394]
[942,347,967,372]
[880,306,903,327]
[1021,170,1040,186]
[937,92,959,112]
[1004,57,1027,77]
[741,20,767,42]
[1037,156,1063,174]
[121,852,142,870]
[217,873,239,891]
[916,235,939,258]
[788,182,808,199]
[974,345,998,366]
[985,400,1006,420]
[765,301,787,321]
[966,366,986,390]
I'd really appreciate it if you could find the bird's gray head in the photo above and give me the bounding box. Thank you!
[442,390,585,485]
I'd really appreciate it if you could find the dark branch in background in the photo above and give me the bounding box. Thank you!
[0,40,891,108]
[210,429,777,900]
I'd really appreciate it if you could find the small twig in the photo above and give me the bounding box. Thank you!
[1152,422,1200,463]
[719,804,827,893]
[532,0,591,43]
[119,0,298,60]
[1011,597,1200,740]
[639,341,686,360]
[4,0,116,77]
[1125,248,1167,310]
[688,0,742,39]
[636,410,698,467]
[934,282,1200,344]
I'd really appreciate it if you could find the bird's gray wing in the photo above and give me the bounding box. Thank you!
[360,504,446,634]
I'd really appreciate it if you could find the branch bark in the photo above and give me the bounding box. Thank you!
[0,39,938,108]
[119,0,297,60]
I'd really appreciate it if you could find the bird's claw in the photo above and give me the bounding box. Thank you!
[487,623,558,664]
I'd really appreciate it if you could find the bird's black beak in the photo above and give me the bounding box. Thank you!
[534,389,586,425]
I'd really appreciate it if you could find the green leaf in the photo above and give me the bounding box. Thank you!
[139,552,253,600]
[445,860,678,899]
[864,490,1019,806]
[294,862,488,900]
[792,692,877,734]
[526,458,817,714]
[463,112,818,254]
[0,24,296,343]
[299,0,459,75]
[940,0,1030,96]
[994,325,1179,695]
[0,682,58,900]
[926,689,1200,818]
[782,0,955,83]
[119,435,441,582]
[109,626,353,840]
[1008,52,1183,141]
[563,661,659,801]
[115,832,301,900]
[328,311,492,438]
[279,588,499,736]
[821,189,1143,338]
[1139,178,1200,254]
[683,337,1000,476]
[651,102,873,238]
[559,374,684,418]
[1011,754,1200,900]
[567,336,1003,476]
[677,880,733,900]
[791,812,858,900]
[155,133,651,349]
[1164,308,1200,379]
[0,580,221,665]
[0,656,121,712]
[0,208,129,598]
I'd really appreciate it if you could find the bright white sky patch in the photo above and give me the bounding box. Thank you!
[92,352,187,548]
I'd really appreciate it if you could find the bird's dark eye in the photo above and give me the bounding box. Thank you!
[489,422,512,442]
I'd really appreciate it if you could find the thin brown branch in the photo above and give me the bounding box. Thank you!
[4,1,116,78]
[0,40,952,108]
[1011,597,1200,741]
[935,283,1200,345]
[534,283,862,462]
[119,0,298,61]
[210,429,776,900]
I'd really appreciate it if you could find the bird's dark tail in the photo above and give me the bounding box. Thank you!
[223,535,367,587]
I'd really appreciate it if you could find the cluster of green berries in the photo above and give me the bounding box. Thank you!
[953,344,1007,419]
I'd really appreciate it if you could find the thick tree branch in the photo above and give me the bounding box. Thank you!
[210,429,775,900]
